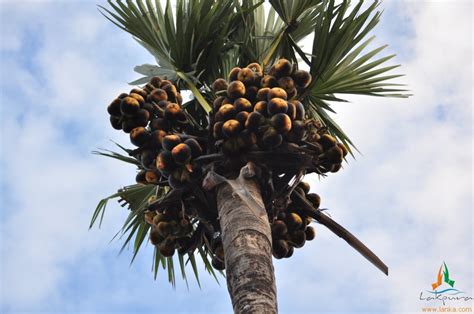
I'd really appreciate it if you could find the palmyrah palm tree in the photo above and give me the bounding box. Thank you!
[90,1,408,312]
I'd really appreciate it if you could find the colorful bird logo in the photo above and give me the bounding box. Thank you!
[432,262,455,290]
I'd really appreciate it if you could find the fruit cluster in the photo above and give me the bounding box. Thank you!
[305,129,349,174]
[211,59,310,153]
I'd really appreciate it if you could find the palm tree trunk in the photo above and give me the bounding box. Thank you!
[214,163,278,313]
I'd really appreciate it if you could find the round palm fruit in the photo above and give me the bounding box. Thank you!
[305,226,316,241]
[253,101,268,117]
[121,119,137,133]
[286,120,306,142]
[130,127,149,146]
[286,101,296,120]
[262,127,283,148]
[156,100,169,110]
[150,76,162,88]
[149,228,163,245]
[144,83,155,93]
[152,213,165,225]
[237,67,255,85]
[140,149,156,167]
[306,193,321,209]
[267,98,288,115]
[109,115,122,130]
[319,134,337,150]
[212,78,228,92]
[331,163,342,173]
[235,111,249,125]
[293,69,312,88]
[245,86,259,102]
[213,121,224,139]
[222,137,243,154]
[107,98,122,116]
[149,88,168,102]
[162,85,178,102]
[325,145,343,163]
[272,58,293,78]
[227,81,246,99]
[156,151,177,175]
[130,88,148,98]
[247,62,263,76]
[213,96,226,112]
[129,93,145,106]
[278,76,295,92]
[150,130,167,149]
[171,143,192,165]
[272,240,289,259]
[142,102,156,116]
[298,181,311,195]
[215,246,225,261]
[118,92,129,99]
[162,134,182,151]
[168,174,187,190]
[215,104,236,121]
[132,109,150,127]
[233,97,252,112]
[211,256,225,270]
[228,67,241,81]
[287,88,297,100]
[222,119,242,138]
[239,129,257,147]
[285,246,294,258]
[158,238,176,257]
[291,230,306,248]
[245,111,264,132]
[286,212,303,230]
[272,220,288,238]
[184,138,202,158]
[160,80,173,88]
[164,103,182,120]
[120,96,140,116]
[261,75,278,88]
[150,118,170,132]
[337,143,348,157]
[291,100,305,120]
[267,87,288,100]
[145,170,160,184]
[157,221,173,238]
[271,113,292,134]
[256,87,270,101]
[135,170,147,184]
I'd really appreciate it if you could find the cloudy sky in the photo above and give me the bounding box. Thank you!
[0,0,472,313]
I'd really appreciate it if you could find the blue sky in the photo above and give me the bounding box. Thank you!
[0,1,472,313]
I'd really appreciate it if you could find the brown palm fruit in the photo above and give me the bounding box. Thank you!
[149,228,163,245]
[245,86,259,102]
[121,119,137,133]
[222,137,242,154]
[135,170,147,184]
[253,101,268,117]
[211,256,225,270]
[107,98,122,116]
[267,98,288,115]
[262,127,283,148]
[331,163,342,173]
[164,103,182,120]
[298,181,311,195]
[141,102,156,116]
[162,84,178,102]
[291,100,305,120]
[273,58,293,77]
[272,240,289,259]
[319,134,337,150]
[109,115,122,130]
[267,87,287,100]
[306,193,321,209]
[184,138,202,158]
[286,212,303,231]
[152,213,165,225]
[272,220,288,238]
[213,96,226,112]
[337,143,348,157]
[245,111,264,132]
[237,67,255,85]
[215,104,236,122]
[222,119,242,138]
[120,96,140,116]
[305,226,316,241]
[285,246,294,258]
[156,100,169,110]
[212,78,228,92]
[150,118,170,132]
[140,149,156,167]
[291,230,306,248]
[150,76,162,88]
[171,143,192,165]
[287,88,297,100]
[162,134,182,151]
[228,67,241,81]
[130,88,148,98]
[247,62,263,76]
[239,129,257,147]
[156,221,173,238]
[168,173,187,190]
[213,121,224,139]
[271,113,292,134]
[129,92,145,106]
[144,211,156,225]
[149,88,168,102]
[235,111,249,126]
[145,170,160,184]
[286,120,306,142]
[132,109,150,127]
[233,97,252,112]
[256,87,270,101]
[227,81,246,99]
[325,145,343,163]
[261,75,278,88]
[160,80,173,88]
[278,76,295,92]
[158,238,176,257]
[286,102,296,120]
[130,127,150,146]
[144,83,156,93]
[156,150,177,176]
[118,92,129,99]
[293,69,312,88]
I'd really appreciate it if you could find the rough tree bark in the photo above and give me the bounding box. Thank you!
[206,162,277,313]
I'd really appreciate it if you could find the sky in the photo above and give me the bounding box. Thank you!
[0,0,472,313]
